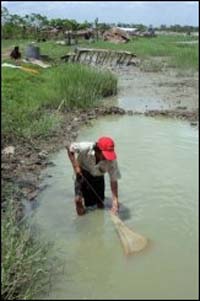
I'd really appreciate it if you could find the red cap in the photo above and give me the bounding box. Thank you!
[97,137,117,161]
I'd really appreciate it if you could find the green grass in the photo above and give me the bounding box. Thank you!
[2,39,71,63]
[42,63,117,108]
[2,39,33,49]
[2,63,117,141]
[168,44,199,69]
[1,195,52,300]
[2,34,198,70]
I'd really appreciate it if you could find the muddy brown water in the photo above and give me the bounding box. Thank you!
[30,113,198,300]
[29,68,198,299]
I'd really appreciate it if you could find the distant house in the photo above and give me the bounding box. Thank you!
[116,27,138,33]
[65,28,94,39]
[39,26,63,39]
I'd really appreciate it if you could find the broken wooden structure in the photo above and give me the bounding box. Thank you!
[61,47,137,67]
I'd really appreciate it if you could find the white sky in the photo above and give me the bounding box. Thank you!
[2,1,199,26]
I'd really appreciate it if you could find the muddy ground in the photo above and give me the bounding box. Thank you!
[117,61,198,122]
[2,63,198,216]
[107,57,198,112]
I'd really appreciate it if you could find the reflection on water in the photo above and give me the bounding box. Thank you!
[33,115,198,300]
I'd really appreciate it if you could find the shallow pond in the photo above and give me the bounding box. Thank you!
[32,115,198,300]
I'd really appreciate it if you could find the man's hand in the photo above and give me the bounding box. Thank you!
[110,181,119,215]
[110,199,119,215]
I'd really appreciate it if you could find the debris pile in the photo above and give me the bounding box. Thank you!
[103,27,130,44]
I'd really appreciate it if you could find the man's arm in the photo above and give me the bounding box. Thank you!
[110,180,119,214]
[66,145,82,175]
[66,142,94,175]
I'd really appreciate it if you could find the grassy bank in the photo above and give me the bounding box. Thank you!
[1,192,52,300]
[2,63,117,142]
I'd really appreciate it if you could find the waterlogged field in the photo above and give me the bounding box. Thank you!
[2,33,198,299]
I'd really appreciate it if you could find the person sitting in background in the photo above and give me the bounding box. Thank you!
[66,136,121,216]
[10,46,21,60]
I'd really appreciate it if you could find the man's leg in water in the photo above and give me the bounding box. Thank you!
[74,175,85,216]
